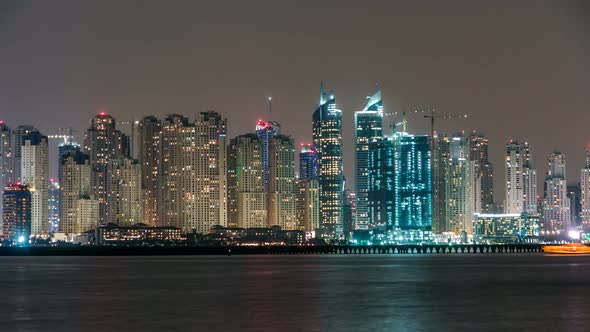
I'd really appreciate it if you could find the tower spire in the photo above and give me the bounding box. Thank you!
[320,81,325,106]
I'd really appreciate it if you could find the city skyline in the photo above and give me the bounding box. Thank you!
[1,1,589,197]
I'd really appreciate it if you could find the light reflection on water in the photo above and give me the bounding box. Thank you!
[0,254,589,331]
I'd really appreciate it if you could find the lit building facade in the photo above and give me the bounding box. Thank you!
[0,122,13,218]
[107,157,143,226]
[295,178,320,232]
[367,137,394,231]
[231,134,267,228]
[299,144,318,180]
[354,86,383,230]
[1,183,31,242]
[84,112,125,225]
[445,134,475,234]
[432,135,450,233]
[268,134,296,230]
[394,133,432,230]
[469,132,494,213]
[159,113,228,233]
[21,131,49,235]
[48,179,60,232]
[12,125,36,182]
[543,151,570,232]
[505,141,537,215]
[343,188,357,235]
[312,83,344,239]
[60,150,94,234]
[473,213,540,238]
[138,116,162,226]
[582,149,590,231]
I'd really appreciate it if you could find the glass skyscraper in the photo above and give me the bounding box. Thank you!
[393,133,432,230]
[367,137,395,231]
[354,86,383,231]
[312,83,343,239]
[299,144,318,180]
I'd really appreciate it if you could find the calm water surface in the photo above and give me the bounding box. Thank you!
[0,254,589,331]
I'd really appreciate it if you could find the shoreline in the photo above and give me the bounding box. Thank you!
[0,244,544,256]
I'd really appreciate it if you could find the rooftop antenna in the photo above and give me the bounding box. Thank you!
[268,96,272,116]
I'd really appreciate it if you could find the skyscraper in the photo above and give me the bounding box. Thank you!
[299,144,318,180]
[60,150,95,234]
[367,137,395,231]
[445,134,475,235]
[522,143,538,215]
[313,83,344,239]
[12,125,35,182]
[256,119,281,189]
[138,116,161,226]
[295,178,320,232]
[543,151,570,232]
[21,131,49,235]
[84,112,124,225]
[354,86,383,231]
[107,157,142,226]
[0,122,13,218]
[48,179,60,232]
[159,113,228,233]
[268,134,296,229]
[505,141,524,214]
[193,111,228,232]
[581,148,590,231]
[1,183,31,243]
[469,132,494,213]
[394,133,433,231]
[505,141,537,215]
[231,134,267,228]
[432,134,450,233]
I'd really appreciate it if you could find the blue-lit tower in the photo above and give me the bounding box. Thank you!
[299,144,318,180]
[312,83,344,239]
[367,137,395,231]
[2,183,31,243]
[256,119,281,189]
[394,132,433,230]
[354,85,383,231]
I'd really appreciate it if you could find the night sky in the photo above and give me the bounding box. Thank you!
[1,0,589,200]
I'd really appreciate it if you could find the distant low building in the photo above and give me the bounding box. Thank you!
[93,223,185,245]
[473,213,539,239]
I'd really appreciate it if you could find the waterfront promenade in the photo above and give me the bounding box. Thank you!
[0,244,543,256]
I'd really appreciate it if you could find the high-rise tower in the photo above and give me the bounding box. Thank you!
[312,83,344,239]
[84,112,124,225]
[367,137,395,231]
[0,122,13,218]
[267,134,296,230]
[354,86,383,231]
[581,148,590,231]
[1,183,31,242]
[231,134,267,228]
[505,141,537,215]
[469,132,494,213]
[543,151,570,232]
[60,150,95,234]
[12,125,36,182]
[299,144,318,180]
[20,131,49,235]
[445,134,475,235]
[138,116,162,226]
[394,132,432,231]
[159,113,227,233]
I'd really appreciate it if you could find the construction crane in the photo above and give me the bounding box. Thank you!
[47,127,78,144]
[423,109,469,140]
[384,109,431,134]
